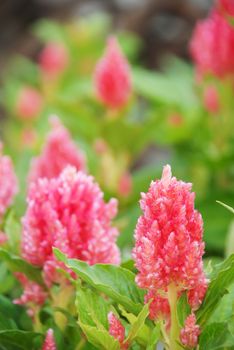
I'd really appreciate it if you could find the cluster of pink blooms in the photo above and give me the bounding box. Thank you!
[180,314,201,348]
[42,329,57,350]
[94,37,132,109]
[0,144,18,220]
[133,165,207,347]
[108,312,128,350]
[39,42,68,77]
[16,86,43,121]
[190,3,234,78]
[22,166,120,285]
[28,118,86,183]
[14,273,47,317]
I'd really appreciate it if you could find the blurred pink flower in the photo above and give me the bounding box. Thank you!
[0,144,18,220]
[168,113,183,127]
[39,42,68,77]
[218,0,234,16]
[118,172,132,198]
[180,314,200,348]
[190,9,234,78]
[22,166,120,285]
[203,85,220,114]
[133,165,207,319]
[28,118,86,183]
[42,329,56,350]
[108,312,128,349]
[16,86,43,121]
[0,232,8,245]
[14,273,47,317]
[94,37,132,108]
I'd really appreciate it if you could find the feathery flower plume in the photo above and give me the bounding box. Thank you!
[0,144,18,220]
[14,273,47,317]
[190,9,234,78]
[180,314,200,348]
[39,42,68,77]
[108,312,128,350]
[133,165,207,348]
[16,86,43,121]
[42,329,57,350]
[28,117,86,183]
[94,36,132,109]
[22,166,120,285]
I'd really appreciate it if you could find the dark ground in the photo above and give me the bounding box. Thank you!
[0,0,214,69]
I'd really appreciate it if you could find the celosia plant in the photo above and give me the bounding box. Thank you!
[28,117,86,183]
[94,36,132,108]
[133,165,207,349]
[1,6,234,350]
[22,166,120,285]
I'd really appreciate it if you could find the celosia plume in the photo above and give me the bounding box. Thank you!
[0,144,18,220]
[14,273,47,317]
[190,9,234,78]
[22,166,120,285]
[133,165,207,321]
[42,329,57,350]
[39,42,68,77]
[28,117,86,183]
[16,86,43,121]
[180,314,200,348]
[94,36,132,109]
[108,312,128,350]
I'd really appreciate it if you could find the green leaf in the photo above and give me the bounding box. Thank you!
[199,323,234,350]
[76,286,109,330]
[124,303,149,346]
[217,201,234,214]
[0,330,42,350]
[176,292,191,327]
[54,248,145,314]
[196,254,234,327]
[79,322,120,350]
[146,324,161,350]
[0,249,44,286]
[4,211,21,249]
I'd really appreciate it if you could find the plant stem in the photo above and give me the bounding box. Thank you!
[168,283,180,350]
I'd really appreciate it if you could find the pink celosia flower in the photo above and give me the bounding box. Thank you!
[203,85,220,114]
[0,144,18,220]
[42,329,56,350]
[190,9,234,78]
[0,232,8,245]
[133,165,207,319]
[39,42,68,77]
[94,36,132,108]
[118,172,132,197]
[14,273,47,317]
[180,314,200,348]
[218,0,234,17]
[16,86,43,121]
[28,117,86,183]
[22,166,120,285]
[108,312,128,350]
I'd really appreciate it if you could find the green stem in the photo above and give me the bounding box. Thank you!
[168,284,180,350]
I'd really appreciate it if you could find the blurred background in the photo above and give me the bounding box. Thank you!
[1,0,234,265]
